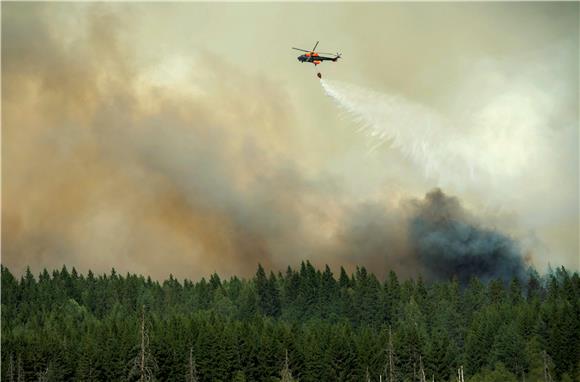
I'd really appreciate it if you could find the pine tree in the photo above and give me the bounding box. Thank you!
[232,370,247,381]
[320,265,338,319]
[491,322,527,376]
[396,298,428,380]
[255,265,281,317]
[386,271,401,324]
[385,325,396,382]
[339,267,352,289]
[283,266,301,317]
[468,362,518,382]
[76,336,98,381]
[3,264,580,381]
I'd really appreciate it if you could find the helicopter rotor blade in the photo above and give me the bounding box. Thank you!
[292,47,310,52]
[312,41,319,51]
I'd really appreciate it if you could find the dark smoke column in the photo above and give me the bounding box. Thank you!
[409,189,526,284]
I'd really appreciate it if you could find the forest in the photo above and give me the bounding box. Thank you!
[1,263,579,382]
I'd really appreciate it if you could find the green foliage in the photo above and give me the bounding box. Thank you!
[232,370,246,382]
[1,264,578,381]
[468,362,518,382]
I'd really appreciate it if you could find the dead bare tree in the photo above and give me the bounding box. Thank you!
[279,349,296,382]
[17,354,24,382]
[456,366,464,382]
[418,355,426,382]
[185,346,199,382]
[36,365,49,382]
[382,325,396,382]
[542,351,553,382]
[129,305,158,382]
[8,353,15,382]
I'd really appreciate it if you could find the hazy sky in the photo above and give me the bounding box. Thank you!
[3,2,578,280]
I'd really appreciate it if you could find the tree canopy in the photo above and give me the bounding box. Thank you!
[1,263,578,381]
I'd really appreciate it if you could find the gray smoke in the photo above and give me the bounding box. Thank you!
[408,188,526,283]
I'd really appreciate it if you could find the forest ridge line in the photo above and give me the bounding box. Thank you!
[1,263,579,381]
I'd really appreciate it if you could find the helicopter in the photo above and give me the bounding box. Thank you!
[292,41,341,78]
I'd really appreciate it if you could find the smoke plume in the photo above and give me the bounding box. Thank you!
[3,3,571,282]
[319,56,578,270]
[408,189,526,283]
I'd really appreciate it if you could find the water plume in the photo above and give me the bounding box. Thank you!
[320,78,552,195]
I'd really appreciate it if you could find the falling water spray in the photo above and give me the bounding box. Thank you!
[320,79,483,188]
